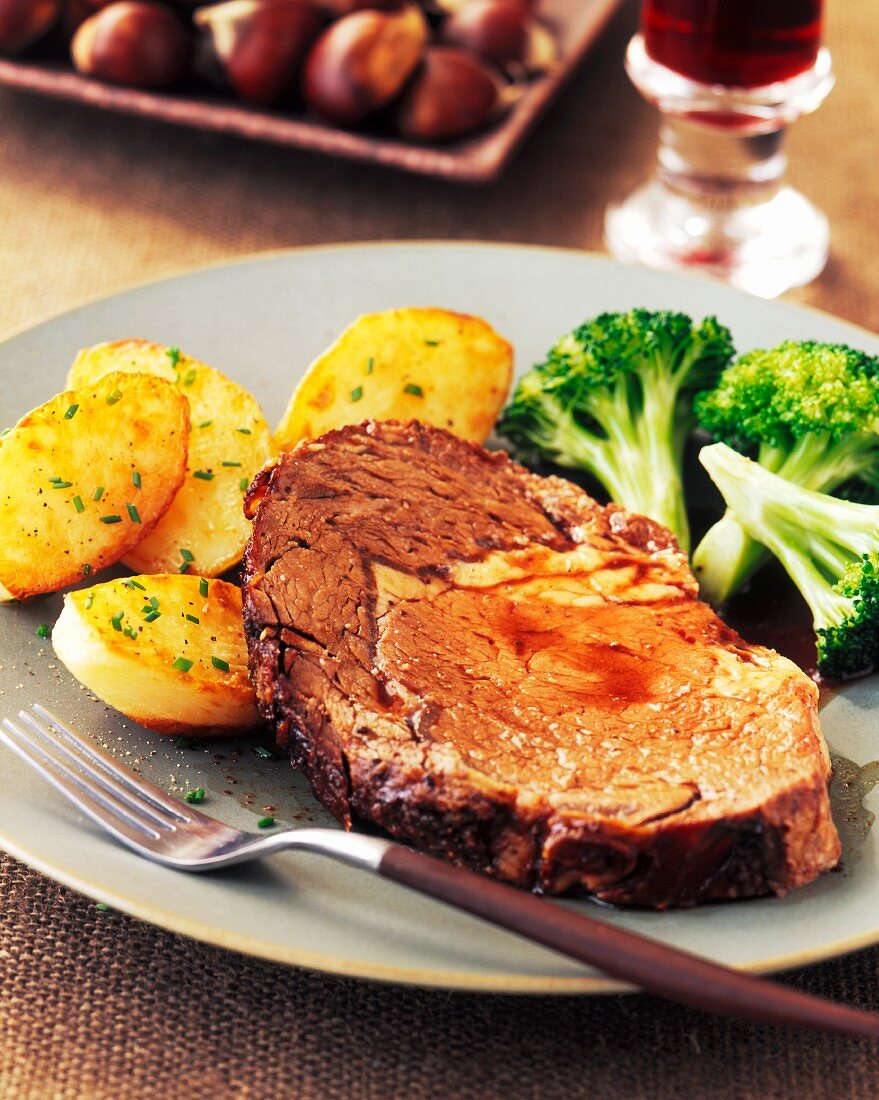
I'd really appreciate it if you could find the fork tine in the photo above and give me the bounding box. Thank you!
[2,717,165,850]
[31,704,195,824]
[14,709,182,832]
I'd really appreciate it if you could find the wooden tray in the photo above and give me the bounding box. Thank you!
[0,0,622,184]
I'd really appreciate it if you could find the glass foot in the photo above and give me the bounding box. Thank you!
[605,180,829,298]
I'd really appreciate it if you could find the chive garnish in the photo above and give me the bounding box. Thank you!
[50,479,73,489]
[125,578,146,591]
[221,461,241,467]
[178,562,190,574]
[100,515,122,525]
[199,420,213,429]
[0,427,11,438]
[193,470,214,480]
[149,596,159,610]
[35,623,51,639]
[211,656,230,672]
[184,787,205,803]
[126,503,141,524]
[180,548,195,562]
[424,339,440,346]
[199,578,209,598]
[132,470,141,490]
[72,495,84,513]
[239,477,249,491]
[82,564,92,576]
[257,816,275,829]
[106,389,123,405]
[84,593,94,609]
[236,427,251,435]
[350,386,363,402]
[167,346,181,369]
[185,613,200,624]
[110,612,124,632]
[123,626,137,639]
[64,403,79,419]
[93,487,104,501]
[404,384,424,397]
[172,657,193,672]
[182,368,196,386]
[144,611,161,623]
[366,358,374,374]
[95,902,110,912]
[253,746,273,759]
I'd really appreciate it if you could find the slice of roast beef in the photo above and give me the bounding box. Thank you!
[242,420,840,908]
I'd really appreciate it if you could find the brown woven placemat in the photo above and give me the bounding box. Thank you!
[2,850,878,1100]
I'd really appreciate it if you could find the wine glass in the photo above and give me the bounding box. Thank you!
[605,0,835,298]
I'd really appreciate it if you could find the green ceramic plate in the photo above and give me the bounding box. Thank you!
[2,243,878,993]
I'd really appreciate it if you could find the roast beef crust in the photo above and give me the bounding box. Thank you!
[242,420,840,908]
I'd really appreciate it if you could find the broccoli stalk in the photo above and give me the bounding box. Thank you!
[700,442,879,680]
[693,341,879,606]
[499,310,734,550]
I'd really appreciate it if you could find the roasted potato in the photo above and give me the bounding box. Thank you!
[0,372,188,601]
[68,340,273,576]
[52,574,261,736]
[273,308,514,452]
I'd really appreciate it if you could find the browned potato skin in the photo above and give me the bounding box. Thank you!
[396,45,500,141]
[0,0,60,53]
[195,0,323,106]
[71,0,190,87]
[302,3,427,125]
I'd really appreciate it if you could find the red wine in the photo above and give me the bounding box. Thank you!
[642,0,824,87]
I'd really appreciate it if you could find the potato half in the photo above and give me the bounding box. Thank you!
[0,373,188,601]
[69,339,272,577]
[273,308,514,451]
[52,574,261,737]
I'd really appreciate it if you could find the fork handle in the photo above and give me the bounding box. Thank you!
[379,845,879,1039]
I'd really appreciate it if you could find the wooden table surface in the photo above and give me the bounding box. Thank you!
[1,1,878,1097]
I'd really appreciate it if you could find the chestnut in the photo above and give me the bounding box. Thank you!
[60,0,119,37]
[441,0,555,74]
[319,0,401,13]
[194,0,322,106]
[71,1,190,86]
[0,0,61,54]
[302,3,427,126]
[395,45,501,142]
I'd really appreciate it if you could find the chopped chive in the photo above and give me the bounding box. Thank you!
[106,389,123,405]
[0,427,11,438]
[185,613,200,624]
[50,479,73,489]
[257,816,275,829]
[144,610,161,623]
[180,548,195,563]
[184,787,205,803]
[35,623,51,639]
[172,657,193,672]
[82,564,92,576]
[84,593,95,609]
[123,626,137,639]
[72,495,85,513]
[193,470,214,481]
[149,596,159,609]
[95,902,110,912]
[350,386,363,402]
[126,503,141,524]
[182,368,196,387]
[199,578,209,598]
[239,477,249,491]
[174,737,193,750]
[366,357,374,374]
[167,346,181,369]
[100,515,122,525]
[253,746,274,759]
[132,470,141,490]
[199,420,213,429]
[236,427,251,435]
[404,383,424,397]
[178,562,190,574]
[93,486,105,501]
[110,612,124,632]
[64,403,79,419]
[424,339,440,347]
[211,656,230,672]
[125,578,146,591]
[221,461,242,468]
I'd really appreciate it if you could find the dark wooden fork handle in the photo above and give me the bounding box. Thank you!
[380,845,879,1039]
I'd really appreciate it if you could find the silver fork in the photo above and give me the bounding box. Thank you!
[4,704,879,1041]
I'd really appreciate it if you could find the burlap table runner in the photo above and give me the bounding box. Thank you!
[2,1,878,1095]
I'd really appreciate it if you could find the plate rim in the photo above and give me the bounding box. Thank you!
[2,240,878,994]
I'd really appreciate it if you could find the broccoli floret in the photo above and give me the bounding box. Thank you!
[498,309,734,550]
[700,442,879,680]
[693,340,879,605]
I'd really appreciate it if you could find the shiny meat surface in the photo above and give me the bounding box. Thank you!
[242,420,840,907]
